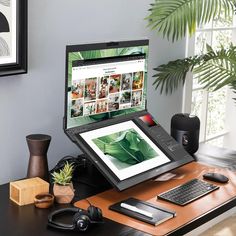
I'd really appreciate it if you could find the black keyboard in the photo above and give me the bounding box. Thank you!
[157,178,219,206]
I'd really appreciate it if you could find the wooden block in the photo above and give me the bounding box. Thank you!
[10,177,49,206]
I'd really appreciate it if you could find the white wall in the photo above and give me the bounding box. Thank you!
[0,0,185,184]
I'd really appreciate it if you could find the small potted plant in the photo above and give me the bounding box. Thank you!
[51,162,75,204]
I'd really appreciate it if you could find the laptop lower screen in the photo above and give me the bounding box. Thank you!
[79,120,171,181]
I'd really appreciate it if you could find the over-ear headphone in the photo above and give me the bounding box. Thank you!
[47,206,103,232]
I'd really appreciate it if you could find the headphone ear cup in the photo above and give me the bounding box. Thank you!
[96,207,103,221]
[87,206,103,222]
[73,212,90,232]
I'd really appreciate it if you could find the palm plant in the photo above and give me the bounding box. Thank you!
[146,0,236,99]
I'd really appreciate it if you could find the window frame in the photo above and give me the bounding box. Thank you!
[182,24,236,144]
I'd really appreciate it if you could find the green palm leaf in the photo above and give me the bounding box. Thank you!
[194,44,236,91]
[153,45,236,97]
[146,0,236,41]
[152,56,200,94]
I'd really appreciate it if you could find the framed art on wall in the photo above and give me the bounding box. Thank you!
[0,0,27,77]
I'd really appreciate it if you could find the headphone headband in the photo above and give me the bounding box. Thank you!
[48,208,81,230]
[47,206,103,232]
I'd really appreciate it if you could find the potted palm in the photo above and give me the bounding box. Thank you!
[146,0,236,98]
[51,162,75,203]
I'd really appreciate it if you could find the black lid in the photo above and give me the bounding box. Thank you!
[171,113,200,131]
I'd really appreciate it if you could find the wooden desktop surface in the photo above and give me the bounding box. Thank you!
[0,170,145,236]
[74,162,236,236]
[1,144,236,236]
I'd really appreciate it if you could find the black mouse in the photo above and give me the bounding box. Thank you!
[203,172,229,183]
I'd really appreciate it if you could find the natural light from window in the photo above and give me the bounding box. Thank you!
[185,8,236,148]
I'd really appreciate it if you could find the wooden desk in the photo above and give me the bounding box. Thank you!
[0,175,144,236]
[1,144,236,236]
[74,162,236,236]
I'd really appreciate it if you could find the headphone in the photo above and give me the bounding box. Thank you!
[48,205,103,232]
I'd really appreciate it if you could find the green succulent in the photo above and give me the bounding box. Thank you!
[51,162,74,186]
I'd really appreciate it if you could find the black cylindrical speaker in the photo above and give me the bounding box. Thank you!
[171,113,200,155]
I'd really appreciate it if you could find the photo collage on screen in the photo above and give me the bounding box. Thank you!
[70,71,144,118]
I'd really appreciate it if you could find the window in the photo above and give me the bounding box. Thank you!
[183,10,236,147]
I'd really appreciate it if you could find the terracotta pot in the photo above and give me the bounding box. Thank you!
[53,183,74,204]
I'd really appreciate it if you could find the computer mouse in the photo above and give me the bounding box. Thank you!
[203,172,229,183]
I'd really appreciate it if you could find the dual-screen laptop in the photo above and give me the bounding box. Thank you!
[63,39,195,194]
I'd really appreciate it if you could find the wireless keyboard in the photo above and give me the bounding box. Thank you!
[157,178,219,206]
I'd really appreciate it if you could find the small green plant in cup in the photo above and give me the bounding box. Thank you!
[52,162,75,203]
[52,162,74,185]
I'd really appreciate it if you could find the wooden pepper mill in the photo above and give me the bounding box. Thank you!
[26,134,51,182]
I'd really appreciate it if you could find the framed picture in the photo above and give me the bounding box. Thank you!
[80,121,171,180]
[0,0,27,77]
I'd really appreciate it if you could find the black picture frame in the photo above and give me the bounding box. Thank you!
[0,0,27,77]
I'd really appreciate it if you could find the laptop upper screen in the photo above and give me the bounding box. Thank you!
[65,40,149,130]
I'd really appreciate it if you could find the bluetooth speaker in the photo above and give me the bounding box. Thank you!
[171,113,200,155]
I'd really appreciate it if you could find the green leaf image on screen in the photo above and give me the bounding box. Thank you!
[92,128,158,169]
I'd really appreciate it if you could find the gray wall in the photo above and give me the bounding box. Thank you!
[0,0,185,184]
